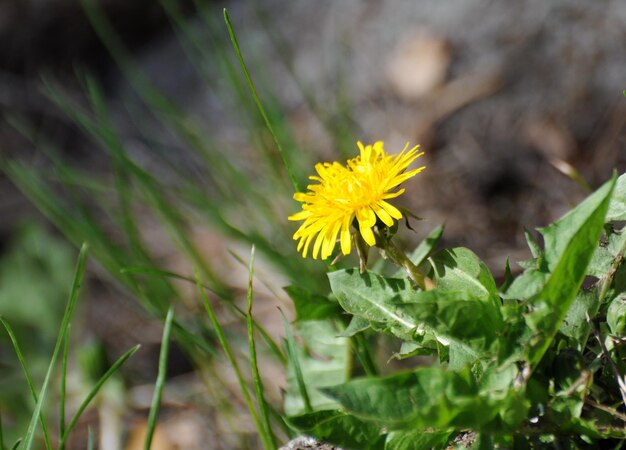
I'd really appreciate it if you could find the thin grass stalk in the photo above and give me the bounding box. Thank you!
[0,409,5,450]
[0,319,53,450]
[245,246,276,449]
[4,129,217,360]
[195,270,273,449]
[87,426,94,450]
[45,65,313,290]
[5,160,208,359]
[144,308,174,450]
[59,326,70,439]
[352,335,378,377]
[21,243,89,450]
[190,0,303,184]
[59,344,140,448]
[79,0,247,197]
[72,74,230,301]
[223,9,300,193]
[250,1,353,153]
[160,0,293,199]
[121,267,286,364]
[281,312,312,413]
[3,158,125,282]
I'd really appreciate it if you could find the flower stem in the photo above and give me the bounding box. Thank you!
[378,233,434,290]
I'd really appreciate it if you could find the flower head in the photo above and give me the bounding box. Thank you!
[288,141,425,259]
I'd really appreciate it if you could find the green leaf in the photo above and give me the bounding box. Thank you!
[526,175,617,366]
[448,341,481,370]
[385,429,452,450]
[287,410,384,450]
[393,338,439,360]
[284,285,342,321]
[606,172,626,222]
[338,316,371,337]
[524,228,543,259]
[393,225,444,278]
[541,179,615,271]
[322,367,497,429]
[607,293,626,336]
[560,288,599,347]
[429,248,499,302]
[284,320,351,416]
[400,290,502,351]
[328,269,421,340]
[428,248,503,343]
[502,268,548,300]
[588,225,626,278]
[499,258,514,292]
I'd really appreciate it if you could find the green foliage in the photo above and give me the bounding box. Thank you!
[287,410,384,450]
[0,245,144,450]
[3,3,626,449]
[283,320,351,416]
[284,173,626,449]
[0,225,75,443]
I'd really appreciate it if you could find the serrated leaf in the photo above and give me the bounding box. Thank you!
[322,367,474,428]
[541,179,614,271]
[426,249,502,345]
[606,172,626,222]
[448,340,482,371]
[394,336,439,360]
[499,258,514,292]
[338,316,371,337]
[400,290,502,352]
[587,226,626,278]
[429,248,498,302]
[284,285,342,321]
[287,410,384,450]
[328,269,421,340]
[526,175,616,366]
[524,228,543,259]
[560,288,599,347]
[322,367,511,430]
[502,267,549,300]
[385,429,452,450]
[284,320,351,416]
[607,293,626,336]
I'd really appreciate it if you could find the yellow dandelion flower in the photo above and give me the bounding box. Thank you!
[288,141,425,259]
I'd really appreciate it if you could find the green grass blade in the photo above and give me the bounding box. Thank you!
[122,266,286,364]
[21,242,89,450]
[0,319,53,450]
[9,440,21,450]
[59,326,70,440]
[0,409,5,450]
[87,426,94,450]
[144,308,174,450]
[223,8,300,193]
[281,311,312,413]
[195,270,271,448]
[59,344,140,448]
[351,334,378,377]
[245,247,276,449]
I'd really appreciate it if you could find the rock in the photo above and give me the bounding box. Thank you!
[386,31,451,101]
[279,436,344,450]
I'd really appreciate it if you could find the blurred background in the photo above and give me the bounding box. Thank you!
[0,0,625,448]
